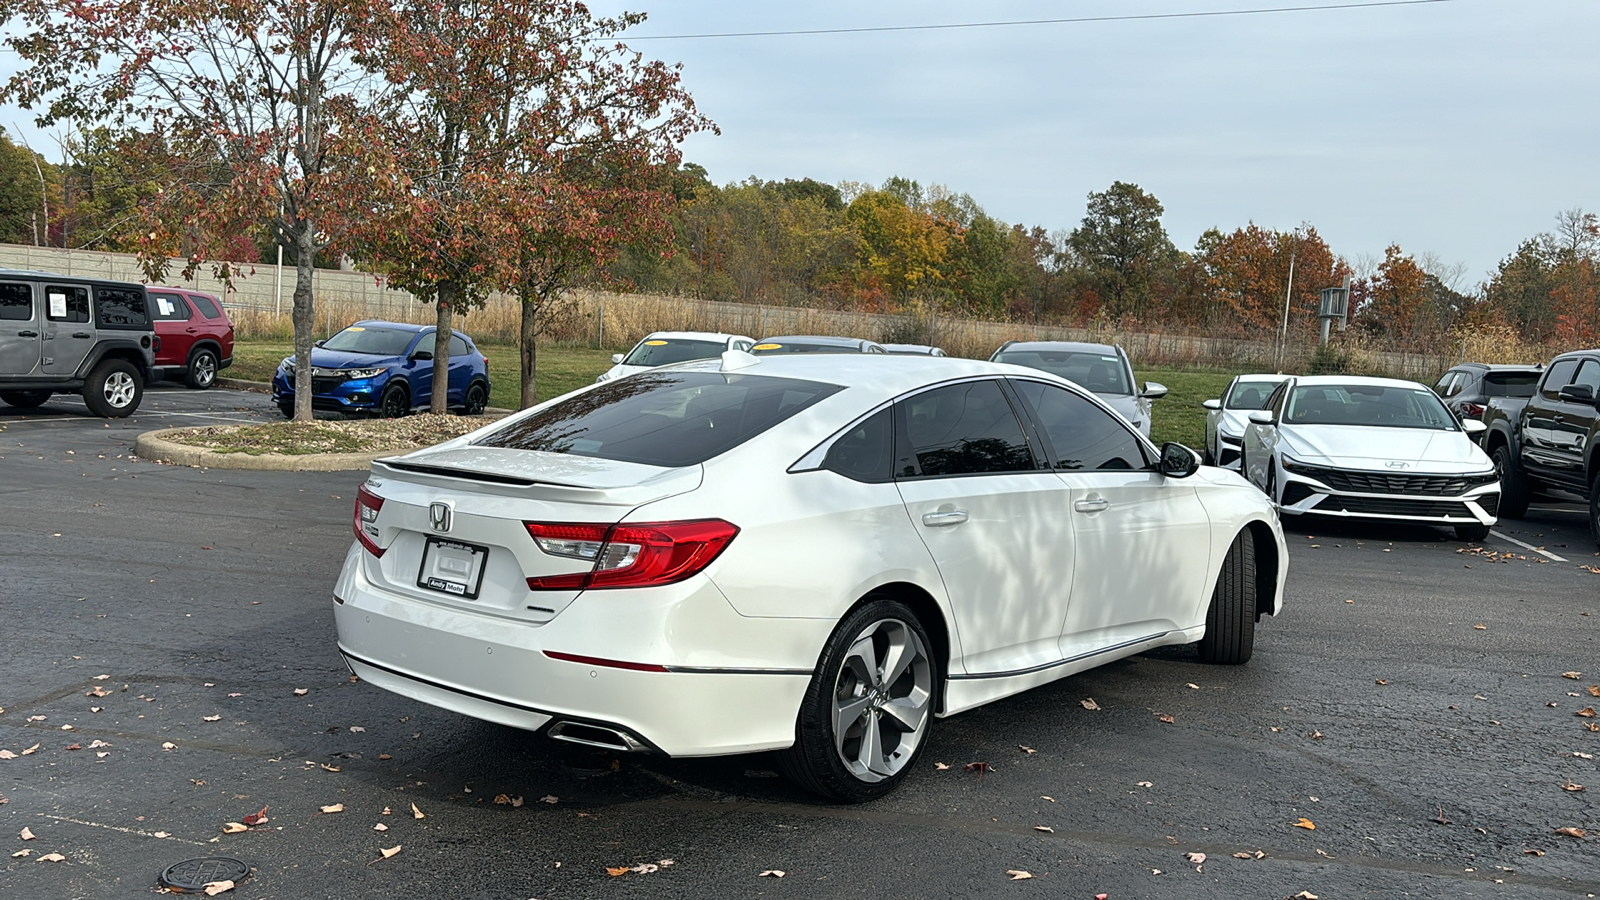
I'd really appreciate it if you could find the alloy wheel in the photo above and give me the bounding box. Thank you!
[830,618,932,783]
[104,371,137,408]
[193,354,216,387]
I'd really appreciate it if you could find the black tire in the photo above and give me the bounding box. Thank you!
[460,381,488,416]
[778,598,936,802]
[1455,523,1491,542]
[278,400,295,419]
[81,359,143,417]
[1589,471,1600,550]
[0,389,51,408]
[378,383,409,418]
[185,348,219,389]
[1201,441,1215,466]
[1491,444,1530,519]
[1198,529,1257,665]
[1264,458,1278,504]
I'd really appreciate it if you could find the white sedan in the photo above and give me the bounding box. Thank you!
[595,331,755,383]
[1240,375,1498,541]
[335,354,1287,801]
[1202,374,1289,469]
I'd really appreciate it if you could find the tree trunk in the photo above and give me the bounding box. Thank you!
[519,292,540,410]
[431,279,457,414]
[290,225,318,423]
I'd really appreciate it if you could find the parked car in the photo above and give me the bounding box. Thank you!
[271,320,490,418]
[1202,374,1290,468]
[148,286,234,389]
[596,331,754,383]
[1432,363,1542,423]
[1240,375,1498,541]
[0,268,157,417]
[751,335,886,355]
[880,343,947,356]
[989,340,1167,437]
[1479,349,1600,546]
[334,354,1287,801]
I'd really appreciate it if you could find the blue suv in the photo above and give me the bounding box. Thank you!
[271,321,491,418]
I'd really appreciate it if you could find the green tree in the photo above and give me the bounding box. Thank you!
[1066,181,1177,320]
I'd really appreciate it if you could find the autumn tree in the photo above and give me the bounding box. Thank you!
[0,0,378,421]
[1185,224,1346,333]
[1067,181,1177,320]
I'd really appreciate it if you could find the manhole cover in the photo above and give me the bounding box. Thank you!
[158,857,251,893]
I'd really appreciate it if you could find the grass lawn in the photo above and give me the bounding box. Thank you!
[231,340,1240,449]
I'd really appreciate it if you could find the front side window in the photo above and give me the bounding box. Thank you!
[0,283,31,321]
[991,349,1134,395]
[150,292,192,321]
[45,286,89,323]
[624,338,726,367]
[95,287,149,327]
[1012,379,1148,471]
[1571,360,1600,396]
[476,371,842,468]
[896,380,1035,478]
[1541,359,1579,400]
[1284,384,1457,430]
[321,326,417,357]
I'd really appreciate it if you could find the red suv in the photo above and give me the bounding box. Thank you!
[148,288,235,389]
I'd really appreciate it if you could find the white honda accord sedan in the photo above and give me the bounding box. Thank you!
[335,353,1288,801]
[1240,375,1498,541]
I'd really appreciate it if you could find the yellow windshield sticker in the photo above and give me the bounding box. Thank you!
[346,326,365,331]
[644,340,668,345]
[753,343,781,350]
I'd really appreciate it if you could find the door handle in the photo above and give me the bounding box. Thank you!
[185,327,198,333]
[1553,415,1564,423]
[1073,498,1110,514]
[17,330,37,337]
[72,332,92,339]
[921,510,969,527]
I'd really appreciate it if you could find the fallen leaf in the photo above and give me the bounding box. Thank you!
[1080,698,1100,710]
[1524,848,1545,856]
[1019,745,1036,755]
[1310,730,1324,740]
[379,845,401,859]
[378,754,392,760]
[1588,685,1600,697]
[0,751,13,759]
[411,802,425,819]
[350,726,365,732]
[606,866,630,876]
[1041,796,1055,802]
[964,761,993,777]
[1136,781,1154,788]
[1376,679,1389,685]
[1562,781,1586,792]
[1563,672,1582,679]
[87,740,109,749]
[1574,751,1595,760]
[1294,893,1319,900]
[320,804,344,814]
[293,688,308,696]
[64,743,80,751]
[20,827,35,840]
[759,870,786,878]
[1576,707,1596,717]
[161,742,177,751]
[1185,852,1207,865]
[202,880,235,896]
[1034,825,1054,833]
[373,823,388,831]
[1156,714,1176,724]
[1232,851,1255,859]
[22,743,39,756]
[1293,818,1316,830]
[221,823,248,834]
[934,762,950,770]
[540,795,558,804]
[1006,869,1033,880]
[630,863,659,874]
[1186,683,1200,689]
[493,794,513,805]
[11,849,29,858]
[1473,623,1487,630]
[36,852,65,862]
[1434,807,1453,825]
[320,763,340,772]
[153,832,170,838]
[203,715,221,722]
[242,806,269,826]
[1554,827,1585,838]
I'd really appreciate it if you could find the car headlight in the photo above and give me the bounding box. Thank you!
[280,356,295,375]
[1219,430,1242,445]
[595,373,610,383]
[343,367,386,379]
[1280,456,1324,478]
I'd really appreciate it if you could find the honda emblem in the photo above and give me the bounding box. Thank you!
[429,502,452,533]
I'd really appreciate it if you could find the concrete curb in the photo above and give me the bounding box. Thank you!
[135,427,394,471]
[215,376,270,392]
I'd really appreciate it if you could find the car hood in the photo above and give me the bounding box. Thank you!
[1279,425,1491,473]
[306,348,405,369]
[599,363,651,381]
[1218,410,1253,437]
[1099,394,1143,426]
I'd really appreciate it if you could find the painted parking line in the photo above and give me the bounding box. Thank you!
[1489,529,1567,562]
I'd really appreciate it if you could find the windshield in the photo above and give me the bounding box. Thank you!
[1284,384,1457,430]
[1483,372,1540,398]
[475,371,843,467]
[321,325,415,357]
[622,338,726,367]
[1225,380,1282,410]
[991,350,1132,395]
[751,340,856,355]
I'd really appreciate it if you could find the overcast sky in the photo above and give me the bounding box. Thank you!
[588,0,1599,288]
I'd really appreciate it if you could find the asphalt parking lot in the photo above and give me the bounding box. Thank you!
[2,395,1597,899]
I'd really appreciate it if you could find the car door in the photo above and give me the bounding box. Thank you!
[892,378,1076,676]
[1009,379,1214,655]
[149,291,195,368]
[447,334,474,403]
[1549,358,1600,487]
[1205,377,1237,460]
[1242,380,1291,489]
[41,284,94,376]
[1521,358,1578,480]
[0,281,39,376]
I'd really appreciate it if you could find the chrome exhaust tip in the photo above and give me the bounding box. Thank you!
[547,721,647,753]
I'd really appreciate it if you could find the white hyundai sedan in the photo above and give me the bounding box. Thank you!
[1202,373,1289,469]
[1240,375,1498,541]
[335,354,1287,801]
[595,331,755,383]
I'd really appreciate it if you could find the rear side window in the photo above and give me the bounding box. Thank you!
[46,286,89,323]
[896,380,1035,478]
[150,292,192,321]
[476,371,842,468]
[189,293,222,318]
[449,334,469,357]
[1012,380,1149,471]
[0,283,31,320]
[1482,371,1539,398]
[96,287,148,327]
[824,407,894,483]
[1541,359,1579,399]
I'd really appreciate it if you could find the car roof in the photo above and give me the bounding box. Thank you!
[995,340,1122,356]
[757,335,874,347]
[1290,374,1428,389]
[672,352,1044,398]
[1450,362,1542,372]
[1233,373,1290,383]
[0,268,146,290]
[345,320,474,339]
[640,331,748,342]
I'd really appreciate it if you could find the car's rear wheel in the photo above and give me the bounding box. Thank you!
[779,598,934,802]
[0,390,51,408]
[1198,529,1256,665]
[460,381,488,416]
[1491,444,1530,519]
[1588,471,1600,549]
[1455,523,1491,542]
[278,400,295,419]
[379,383,409,418]
[186,348,218,389]
[82,359,143,417]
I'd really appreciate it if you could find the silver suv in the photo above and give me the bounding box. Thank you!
[0,269,158,417]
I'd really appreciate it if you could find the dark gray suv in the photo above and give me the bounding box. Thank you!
[0,269,158,417]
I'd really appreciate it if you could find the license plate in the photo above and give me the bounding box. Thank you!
[417,537,489,599]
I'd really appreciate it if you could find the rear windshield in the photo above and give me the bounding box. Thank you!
[1224,380,1281,410]
[623,338,725,367]
[322,325,415,356]
[476,371,843,467]
[1284,384,1457,430]
[992,350,1132,395]
[752,340,856,355]
[1483,372,1539,398]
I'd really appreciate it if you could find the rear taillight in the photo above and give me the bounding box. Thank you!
[354,484,385,557]
[524,519,738,590]
[1461,402,1486,419]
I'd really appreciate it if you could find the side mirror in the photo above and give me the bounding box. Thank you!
[1558,383,1596,403]
[1158,442,1200,478]
[1140,382,1169,400]
[1462,419,1487,435]
[1201,399,1222,411]
[410,349,433,361]
[611,353,625,365]
[1247,410,1276,426]
[314,339,325,348]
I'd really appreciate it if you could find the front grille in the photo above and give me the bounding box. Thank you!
[1320,495,1472,517]
[312,376,344,394]
[1477,493,1500,517]
[1285,464,1494,496]
[1219,447,1240,467]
